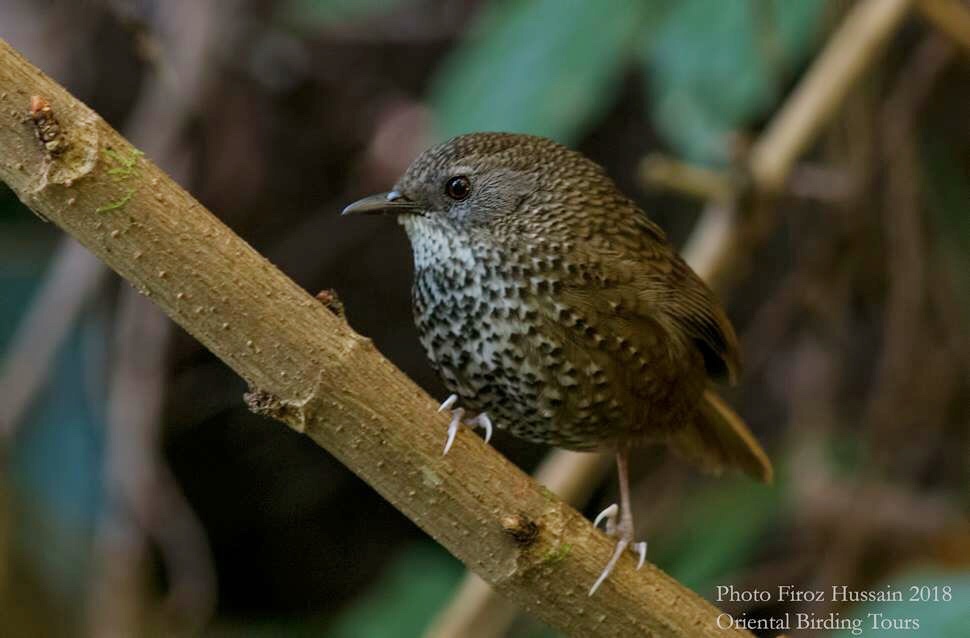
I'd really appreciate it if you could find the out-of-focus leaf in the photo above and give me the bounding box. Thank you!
[833,569,970,638]
[643,0,828,164]
[280,0,408,28]
[652,476,783,594]
[328,542,463,638]
[430,0,668,145]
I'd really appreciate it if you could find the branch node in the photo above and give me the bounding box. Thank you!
[25,98,100,195]
[315,288,346,319]
[29,95,69,157]
[501,513,539,547]
[244,387,308,433]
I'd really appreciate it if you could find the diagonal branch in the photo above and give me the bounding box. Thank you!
[749,0,913,193]
[0,37,752,637]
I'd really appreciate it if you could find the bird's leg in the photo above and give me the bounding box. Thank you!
[438,394,494,455]
[589,447,647,596]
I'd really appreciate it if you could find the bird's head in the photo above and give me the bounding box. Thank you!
[342,132,618,237]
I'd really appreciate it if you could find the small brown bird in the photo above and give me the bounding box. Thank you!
[343,133,772,594]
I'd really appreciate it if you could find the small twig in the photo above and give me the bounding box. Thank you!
[638,154,734,202]
[640,154,853,205]
[316,288,346,319]
[749,0,914,193]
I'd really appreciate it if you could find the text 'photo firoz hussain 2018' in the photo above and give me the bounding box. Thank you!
[717,583,954,604]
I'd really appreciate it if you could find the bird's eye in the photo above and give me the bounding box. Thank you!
[445,175,471,201]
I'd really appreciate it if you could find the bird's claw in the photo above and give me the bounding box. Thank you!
[633,541,647,570]
[593,503,619,534]
[465,412,493,444]
[443,407,465,455]
[439,395,493,455]
[588,505,648,595]
[437,394,459,412]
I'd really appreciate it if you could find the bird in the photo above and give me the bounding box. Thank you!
[342,132,772,595]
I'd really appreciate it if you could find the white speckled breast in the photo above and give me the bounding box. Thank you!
[399,214,631,450]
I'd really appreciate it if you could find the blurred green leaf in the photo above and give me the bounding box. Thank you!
[431,0,667,145]
[833,569,970,638]
[652,477,783,594]
[643,0,828,164]
[328,542,463,638]
[280,0,408,28]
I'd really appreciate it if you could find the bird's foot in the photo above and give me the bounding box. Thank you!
[593,503,620,536]
[438,394,493,455]
[592,503,647,566]
[589,503,647,596]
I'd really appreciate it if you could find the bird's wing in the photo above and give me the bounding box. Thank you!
[555,219,741,385]
[650,254,741,384]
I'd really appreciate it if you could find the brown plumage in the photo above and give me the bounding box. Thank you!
[343,132,772,593]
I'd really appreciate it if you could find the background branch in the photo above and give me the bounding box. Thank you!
[916,0,970,53]
[0,37,753,638]
[748,0,913,193]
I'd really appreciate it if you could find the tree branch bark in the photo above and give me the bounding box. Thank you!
[749,0,913,192]
[0,37,751,637]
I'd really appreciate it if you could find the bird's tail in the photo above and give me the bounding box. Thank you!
[668,389,773,483]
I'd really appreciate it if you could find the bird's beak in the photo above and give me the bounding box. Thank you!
[341,191,416,216]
